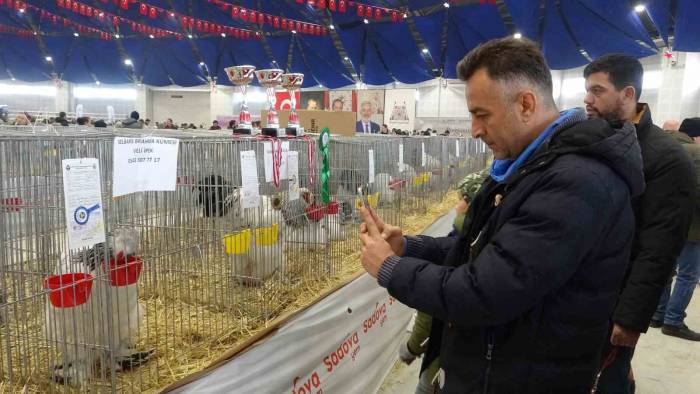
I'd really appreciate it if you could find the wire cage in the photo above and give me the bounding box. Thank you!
[0,126,487,393]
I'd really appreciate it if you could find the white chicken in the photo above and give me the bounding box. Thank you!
[283,189,329,251]
[194,175,286,285]
[44,228,153,385]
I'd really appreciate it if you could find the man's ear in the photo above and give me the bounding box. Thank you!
[518,90,538,123]
[623,86,637,102]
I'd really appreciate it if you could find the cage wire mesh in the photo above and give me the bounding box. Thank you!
[0,126,487,393]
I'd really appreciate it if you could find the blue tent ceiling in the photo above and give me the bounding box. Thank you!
[0,0,697,87]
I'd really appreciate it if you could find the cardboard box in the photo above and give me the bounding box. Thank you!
[261,110,356,136]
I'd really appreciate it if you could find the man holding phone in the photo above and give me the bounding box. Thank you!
[359,37,644,393]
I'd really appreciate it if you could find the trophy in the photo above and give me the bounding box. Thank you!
[255,68,284,137]
[281,73,304,136]
[225,65,256,134]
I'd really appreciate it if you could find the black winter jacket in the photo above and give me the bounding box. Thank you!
[612,104,695,332]
[380,113,645,393]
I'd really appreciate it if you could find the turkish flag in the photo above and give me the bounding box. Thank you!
[275,91,300,110]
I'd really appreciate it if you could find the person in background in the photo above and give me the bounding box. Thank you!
[360,37,644,393]
[332,98,344,111]
[228,119,238,130]
[122,111,143,129]
[13,114,29,126]
[144,118,152,128]
[0,106,8,124]
[356,101,380,133]
[55,111,69,126]
[650,117,700,341]
[138,119,145,128]
[380,124,389,134]
[583,54,695,393]
[189,123,197,129]
[399,169,489,394]
[252,120,262,129]
[76,116,90,126]
[162,118,176,129]
[210,120,222,130]
[662,120,681,131]
[305,99,319,110]
[94,119,107,128]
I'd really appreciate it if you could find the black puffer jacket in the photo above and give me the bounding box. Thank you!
[381,112,645,393]
[612,104,695,332]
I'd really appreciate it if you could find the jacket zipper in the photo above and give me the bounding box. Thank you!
[482,330,494,394]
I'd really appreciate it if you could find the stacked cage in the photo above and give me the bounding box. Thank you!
[0,126,487,393]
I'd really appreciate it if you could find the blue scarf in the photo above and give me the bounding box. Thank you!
[490,109,578,183]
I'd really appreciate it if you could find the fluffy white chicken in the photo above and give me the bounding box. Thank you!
[45,228,153,385]
[194,175,287,285]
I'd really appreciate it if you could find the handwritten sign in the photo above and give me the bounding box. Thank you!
[112,137,179,197]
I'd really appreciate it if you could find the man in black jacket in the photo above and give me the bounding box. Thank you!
[359,38,645,393]
[582,54,695,393]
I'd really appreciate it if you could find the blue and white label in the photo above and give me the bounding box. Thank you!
[62,158,105,251]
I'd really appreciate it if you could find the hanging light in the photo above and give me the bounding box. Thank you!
[513,33,522,39]
[45,56,53,62]
[188,34,193,39]
[443,2,450,8]
[149,34,155,39]
[422,48,429,54]
[124,58,133,66]
[114,34,120,39]
[329,24,335,30]
[95,80,101,85]
[363,19,369,24]
[634,4,645,12]
[292,30,297,34]
[221,33,226,37]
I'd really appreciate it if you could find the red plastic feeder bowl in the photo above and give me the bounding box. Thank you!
[105,255,143,287]
[305,205,326,222]
[327,201,340,215]
[44,273,94,308]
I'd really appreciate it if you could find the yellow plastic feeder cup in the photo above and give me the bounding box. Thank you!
[413,175,424,186]
[223,229,252,255]
[368,192,380,208]
[255,224,279,246]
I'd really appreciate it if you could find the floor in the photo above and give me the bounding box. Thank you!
[377,284,700,394]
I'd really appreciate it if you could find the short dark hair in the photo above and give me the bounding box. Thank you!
[130,110,140,120]
[76,117,89,125]
[59,111,66,118]
[457,37,554,106]
[583,54,643,101]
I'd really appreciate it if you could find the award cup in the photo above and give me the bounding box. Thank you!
[225,65,256,134]
[255,69,284,137]
[281,73,304,136]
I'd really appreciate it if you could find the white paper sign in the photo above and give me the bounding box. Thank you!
[421,142,426,167]
[456,140,460,157]
[75,104,84,118]
[106,106,115,123]
[368,149,375,184]
[112,137,179,197]
[240,150,260,209]
[287,151,299,201]
[398,143,404,173]
[62,158,105,251]
[264,141,291,182]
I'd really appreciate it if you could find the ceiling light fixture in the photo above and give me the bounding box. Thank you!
[514,32,522,39]
[634,4,646,12]
[45,56,52,62]
[124,59,133,66]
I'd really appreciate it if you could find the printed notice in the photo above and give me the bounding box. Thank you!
[240,150,260,209]
[113,137,179,197]
[368,150,375,184]
[264,141,291,182]
[62,158,106,251]
[456,140,460,157]
[421,142,426,167]
[398,143,404,173]
[287,151,299,201]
